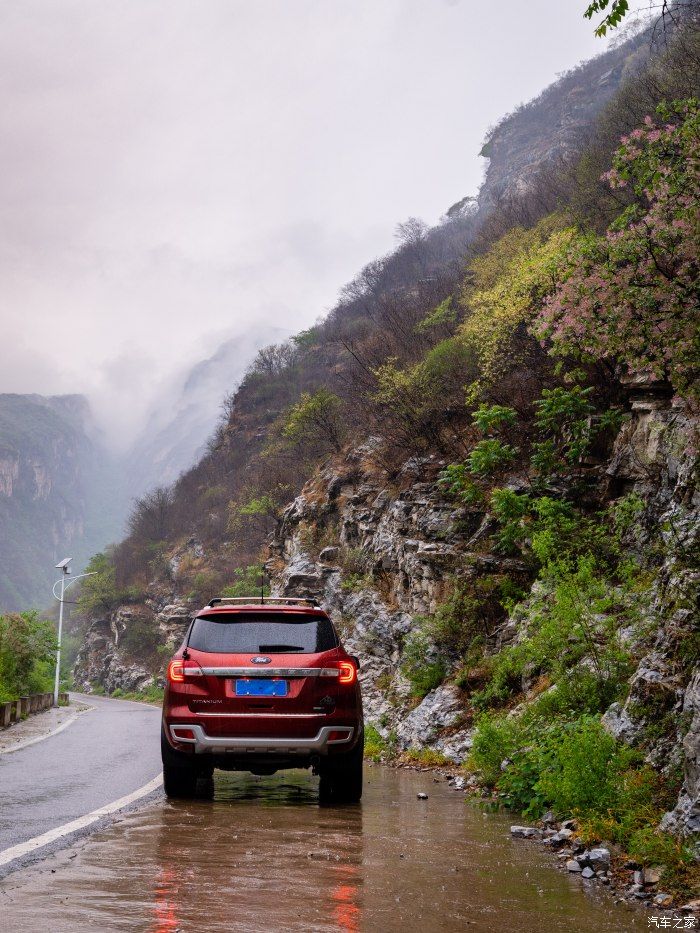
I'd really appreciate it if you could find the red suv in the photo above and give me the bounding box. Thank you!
[161,597,364,802]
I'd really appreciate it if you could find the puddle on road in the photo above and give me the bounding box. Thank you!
[0,765,640,932]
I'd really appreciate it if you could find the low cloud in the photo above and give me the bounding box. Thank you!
[0,0,638,441]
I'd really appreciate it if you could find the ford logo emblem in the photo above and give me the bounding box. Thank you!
[250,656,271,664]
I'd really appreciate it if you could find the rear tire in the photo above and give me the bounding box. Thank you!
[319,735,364,803]
[161,729,212,799]
[163,761,200,798]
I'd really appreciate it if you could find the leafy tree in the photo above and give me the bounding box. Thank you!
[292,326,321,349]
[0,611,56,702]
[282,389,346,454]
[415,297,458,334]
[76,552,137,617]
[127,487,174,543]
[472,403,518,435]
[371,338,478,453]
[228,494,280,536]
[536,100,700,398]
[533,386,596,467]
[437,463,484,505]
[400,626,446,698]
[459,217,577,399]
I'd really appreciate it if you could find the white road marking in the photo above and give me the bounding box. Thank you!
[0,772,163,868]
[0,707,92,756]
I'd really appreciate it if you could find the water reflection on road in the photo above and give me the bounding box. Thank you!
[1,765,639,931]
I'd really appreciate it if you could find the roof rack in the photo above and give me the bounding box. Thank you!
[206,596,321,608]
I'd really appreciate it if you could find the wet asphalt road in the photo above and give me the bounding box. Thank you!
[1,766,641,932]
[0,696,641,930]
[0,693,162,874]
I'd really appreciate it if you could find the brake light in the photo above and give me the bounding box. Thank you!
[338,660,356,684]
[168,659,203,683]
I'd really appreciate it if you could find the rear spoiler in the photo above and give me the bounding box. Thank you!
[206,596,321,608]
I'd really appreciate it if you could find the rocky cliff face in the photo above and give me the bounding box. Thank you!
[477,28,648,208]
[73,598,191,694]
[265,441,493,761]
[602,398,700,838]
[266,395,699,835]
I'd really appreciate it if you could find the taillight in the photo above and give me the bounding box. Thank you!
[338,660,356,684]
[168,659,184,683]
[167,659,203,683]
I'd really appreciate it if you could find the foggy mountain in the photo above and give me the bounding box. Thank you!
[0,328,280,611]
[123,326,288,498]
[0,393,124,611]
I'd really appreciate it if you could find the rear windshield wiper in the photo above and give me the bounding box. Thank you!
[257,644,305,652]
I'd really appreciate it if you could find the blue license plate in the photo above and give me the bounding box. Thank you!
[235,679,288,697]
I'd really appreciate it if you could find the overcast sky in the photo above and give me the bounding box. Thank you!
[0,0,648,444]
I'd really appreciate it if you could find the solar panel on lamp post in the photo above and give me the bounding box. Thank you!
[52,558,97,707]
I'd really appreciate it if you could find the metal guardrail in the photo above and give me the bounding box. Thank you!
[0,691,69,728]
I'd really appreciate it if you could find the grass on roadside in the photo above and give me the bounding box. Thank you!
[109,685,164,704]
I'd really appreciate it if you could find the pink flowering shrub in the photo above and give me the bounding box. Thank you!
[535,99,699,398]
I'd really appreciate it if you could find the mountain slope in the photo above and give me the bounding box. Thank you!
[0,394,124,610]
[124,327,288,497]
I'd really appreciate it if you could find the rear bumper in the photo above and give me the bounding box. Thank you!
[168,723,354,755]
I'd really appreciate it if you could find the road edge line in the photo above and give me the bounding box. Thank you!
[0,772,163,868]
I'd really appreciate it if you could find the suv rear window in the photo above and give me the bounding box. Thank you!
[188,612,339,654]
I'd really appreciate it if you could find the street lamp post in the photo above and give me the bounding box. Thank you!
[52,558,97,707]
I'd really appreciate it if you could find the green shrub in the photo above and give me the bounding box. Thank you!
[526,668,625,720]
[533,386,595,465]
[471,646,525,709]
[221,565,270,598]
[497,744,552,816]
[428,576,506,657]
[437,463,484,505]
[535,718,630,816]
[403,747,451,766]
[471,714,639,817]
[471,556,632,711]
[0,611,56,702]
[400,627,445,698]
[472,404,517,435]
[467,439,518,476]
[469,713,525,785]
[364,724,396,761]
[112,684,164,704]
[415,297,457,333]
[612,492,646,537]
[340,547,373,592]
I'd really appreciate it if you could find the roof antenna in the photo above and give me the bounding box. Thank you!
[260,566,265,605]
[182,618,193,660]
